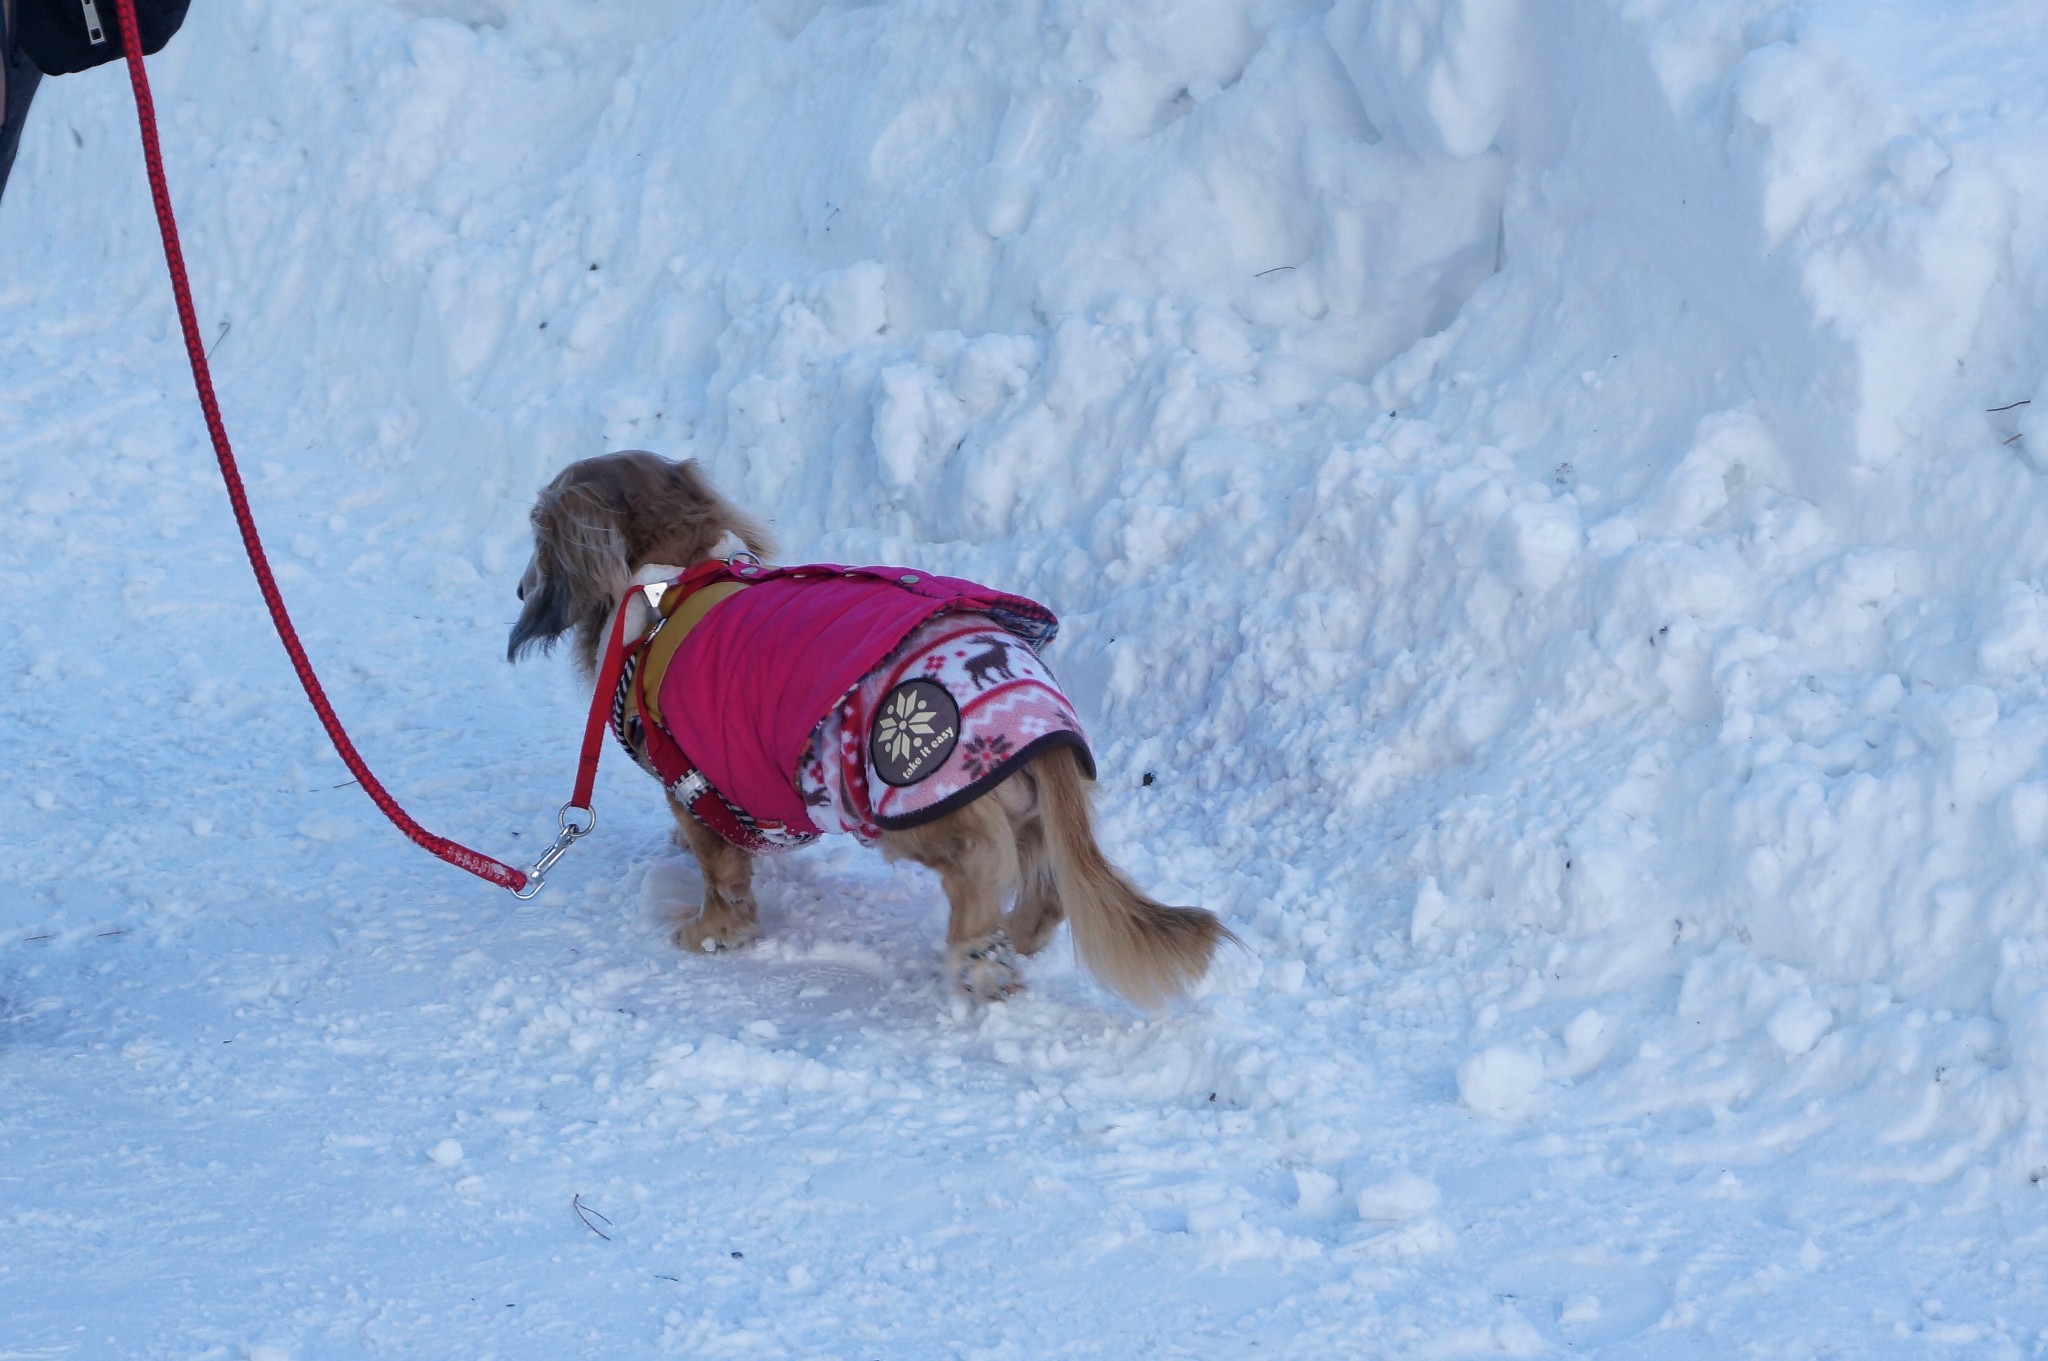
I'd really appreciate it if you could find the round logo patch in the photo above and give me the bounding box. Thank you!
[870,679,960,787]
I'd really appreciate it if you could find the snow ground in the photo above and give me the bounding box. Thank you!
[5,0,2048,1354]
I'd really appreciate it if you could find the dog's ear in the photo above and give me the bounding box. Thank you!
[506,552,574,663]
[506,480,631,668]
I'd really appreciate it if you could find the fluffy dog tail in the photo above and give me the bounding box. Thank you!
[1034,745,1236,1008]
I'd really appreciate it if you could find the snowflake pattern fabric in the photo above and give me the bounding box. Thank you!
[799,611,1091,838]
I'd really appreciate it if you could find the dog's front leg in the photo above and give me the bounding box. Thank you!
[669,799,760,953]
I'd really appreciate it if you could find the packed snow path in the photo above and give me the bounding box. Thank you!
[5,0,2048,1354]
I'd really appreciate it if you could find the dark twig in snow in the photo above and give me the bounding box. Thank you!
[1988,399,2032,413]
[1254,265,1295,278]
[572,1194,612,1241]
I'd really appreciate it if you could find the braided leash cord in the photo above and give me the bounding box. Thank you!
[109,0,532,892]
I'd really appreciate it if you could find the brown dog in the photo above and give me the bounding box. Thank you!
[508,450,1232,1007]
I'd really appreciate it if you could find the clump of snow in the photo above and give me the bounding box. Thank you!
[1353,1169,1440,1222]
[1292,1166,1342,1215]
[1457,1045,1544,1118]
[1765,993,1835,1057]
[1550,1007,1612,1079]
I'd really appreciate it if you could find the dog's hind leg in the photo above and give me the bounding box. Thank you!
[880,796,1023,1001]
[670,800,761,953]
[996,771,1064,956]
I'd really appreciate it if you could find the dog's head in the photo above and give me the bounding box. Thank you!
[507,451,773,675]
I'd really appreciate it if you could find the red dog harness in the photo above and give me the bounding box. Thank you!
[603,560,1090,853]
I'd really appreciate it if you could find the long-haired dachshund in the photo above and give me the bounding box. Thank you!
[508,450,1232,1007]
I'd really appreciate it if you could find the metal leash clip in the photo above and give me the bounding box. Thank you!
[513,802,597,899]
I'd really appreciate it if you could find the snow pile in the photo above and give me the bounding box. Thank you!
[6,0,2048,1352]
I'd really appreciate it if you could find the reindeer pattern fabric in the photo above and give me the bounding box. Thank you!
[798,610,1091,839]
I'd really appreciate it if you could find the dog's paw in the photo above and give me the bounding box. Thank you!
[674,913,760,954]
[954,932,1024,1002]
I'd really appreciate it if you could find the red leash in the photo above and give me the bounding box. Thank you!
[108,0,590,897]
